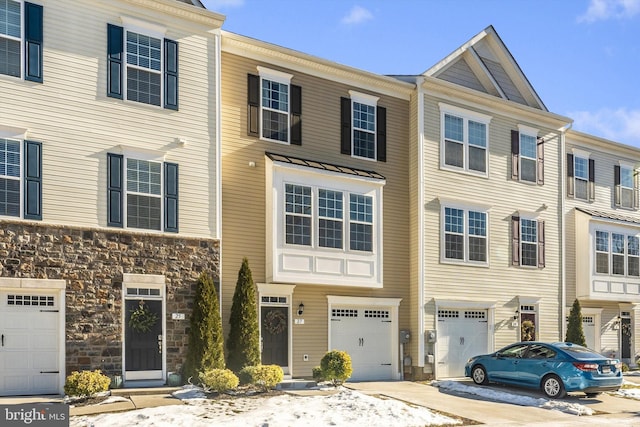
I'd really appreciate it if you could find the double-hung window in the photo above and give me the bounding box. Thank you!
[439,103,490,175]
[341,91,387,162]
[284,183,374,253]
[0,136,42,219]
[567,151,595,201]
[614,163,637,209]
[511,125,544,185]
[247,68,301,145]
[0,0,42,82]
[107,20,178,109]
[594,230,640,277]
[442,206,488,264]
[512,215,545,268]
[107,152,178,232]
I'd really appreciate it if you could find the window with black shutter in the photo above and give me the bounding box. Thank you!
[512,127,544,185]
[512,215,545,268]
[0,1,43,82]
[340,91,386,162]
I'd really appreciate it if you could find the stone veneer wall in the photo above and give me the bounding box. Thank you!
[0,221,220,380]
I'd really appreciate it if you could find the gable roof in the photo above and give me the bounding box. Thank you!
[424,25,546,111]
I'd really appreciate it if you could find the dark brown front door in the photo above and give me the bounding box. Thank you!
[125,299,162,372]
[621,317,631,360]
[261,306,288,367]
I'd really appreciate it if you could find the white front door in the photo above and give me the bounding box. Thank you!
[0,291,61,396]
[330,307,393,381]
[437,309,488,378]
[582,315,596,351]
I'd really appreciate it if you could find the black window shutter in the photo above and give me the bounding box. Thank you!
[107,153,123,227]
[511,130,519,180]
[23,140,42,220]
[614,165,621,206]
[538,220,545,268]
[24,2,43,83]
[107,24,123,99]
[164,162,179,233]
[512,216,520,266]
[164,39,178,110]
[377,106,386,162]
[290,84,302,145]
[340,97,351,155]
[588,158,595,201]
[537,137,544,185]
[247,74,260,136]
[566,153,574,197]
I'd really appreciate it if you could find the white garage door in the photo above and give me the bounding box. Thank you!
[330,307,393,381]
[437,309,488,378]
[0,291,61,396]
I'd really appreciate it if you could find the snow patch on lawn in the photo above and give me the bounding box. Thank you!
[72,387,460,427]
[612,388,640,400]
[433,381,593,416]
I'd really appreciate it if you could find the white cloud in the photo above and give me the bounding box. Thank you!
[341,5,374,25]
[202,0,244,10]
[569,108,640,146]
[577,0,640,23]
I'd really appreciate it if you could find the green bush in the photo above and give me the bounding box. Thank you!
[252,365,284,391]
[64,370,111,397]
[238,365,256,386]
[622,362,629,373]
[320,350,352,386]
[312,366,324,382]
[565,299,586,347]
[199,368,239,393]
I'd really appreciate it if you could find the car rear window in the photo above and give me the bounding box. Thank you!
[558,345,603,359]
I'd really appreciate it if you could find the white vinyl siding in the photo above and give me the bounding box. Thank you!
[0,0,220,238]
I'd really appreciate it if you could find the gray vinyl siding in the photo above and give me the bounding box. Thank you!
[422,93,563,351]
[1,0,221,239]
[438,58,487,93]
[480,57,527,105]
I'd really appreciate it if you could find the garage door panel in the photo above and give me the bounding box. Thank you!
[437,309,488,378]
[33,334,58,349]
[33,352,58,370]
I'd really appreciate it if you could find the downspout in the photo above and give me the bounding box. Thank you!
[559,121,572,341]
[214,29,223,313]
[417,77,426,368]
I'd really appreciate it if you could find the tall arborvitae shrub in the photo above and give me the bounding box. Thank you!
[226,258,260,372]
[565,298,587,347]
[184,272,225,381]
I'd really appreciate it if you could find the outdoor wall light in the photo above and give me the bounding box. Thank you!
[107,294,115,310]
[297,302,304,316]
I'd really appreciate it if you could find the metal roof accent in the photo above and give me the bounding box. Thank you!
[576,207,640,226]
[265,152,385,180]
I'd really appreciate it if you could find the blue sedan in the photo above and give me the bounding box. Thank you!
[464,342,623,398]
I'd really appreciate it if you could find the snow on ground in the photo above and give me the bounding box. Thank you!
[70,387,461,427]
[613,388,640,400]
[433,381,594,416]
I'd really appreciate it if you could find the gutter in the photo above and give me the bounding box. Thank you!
[559,121,573,341]
[417,77,426,368]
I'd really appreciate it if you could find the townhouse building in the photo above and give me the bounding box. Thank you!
[402,27,573,379]
[220,31,414,380]
[0,0,224,395]
[565,130,640,366]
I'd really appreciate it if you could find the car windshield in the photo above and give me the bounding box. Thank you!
[557,345,604,359]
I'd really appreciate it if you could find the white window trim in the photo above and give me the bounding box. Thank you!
[256,66,293,145]
[0,0,24,80]
[439,103,491,177]
[440,202,489,267]
[349,90,379,162]
[593,227,640,278]
[519,215,538,268]
[121,149,166,233]
[0,136,24,219]
[120,17,167,108]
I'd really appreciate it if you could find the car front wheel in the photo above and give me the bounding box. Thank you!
[471,365,488,385]
[541,374,566,399]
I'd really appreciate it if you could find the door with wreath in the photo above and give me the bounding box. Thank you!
[124,299,163,379]
[520,313,536,342]
[261,306,288,367]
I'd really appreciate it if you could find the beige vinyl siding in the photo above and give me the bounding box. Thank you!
[221,51,411,377]
[422,94,563,351]
[1,0,220,239]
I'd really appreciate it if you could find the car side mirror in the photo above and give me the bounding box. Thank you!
[495,352,502,358]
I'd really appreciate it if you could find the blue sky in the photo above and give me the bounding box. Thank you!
[202,0,640,147]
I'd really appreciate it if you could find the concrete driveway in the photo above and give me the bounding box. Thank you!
[346,379,640,426]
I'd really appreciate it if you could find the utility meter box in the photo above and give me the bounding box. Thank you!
[425,330,436,343]
[400,330,411,344]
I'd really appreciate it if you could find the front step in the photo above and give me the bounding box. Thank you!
[276,379,318,390]
[111,386,180,397]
